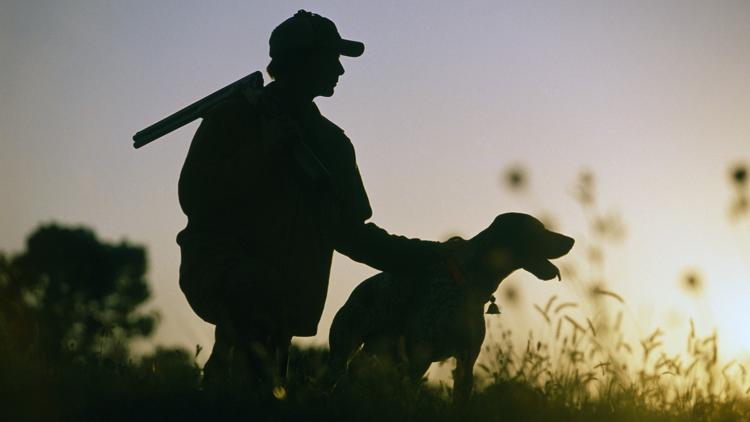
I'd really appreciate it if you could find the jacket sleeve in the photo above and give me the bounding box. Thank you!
[334,220,449,275]
[330,140,449,275]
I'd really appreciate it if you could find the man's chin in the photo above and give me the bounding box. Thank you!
[315,83,337,97]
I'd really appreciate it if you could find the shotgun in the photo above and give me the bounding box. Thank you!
[131,71,331,184]
[132,71,264,149]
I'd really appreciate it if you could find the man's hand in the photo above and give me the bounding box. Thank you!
[439,236,474,280]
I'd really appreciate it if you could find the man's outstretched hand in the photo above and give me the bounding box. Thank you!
[438,236,474,280]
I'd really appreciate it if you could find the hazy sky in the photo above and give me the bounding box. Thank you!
[1,1,749,365]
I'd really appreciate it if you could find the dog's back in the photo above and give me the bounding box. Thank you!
[329,271,479,374]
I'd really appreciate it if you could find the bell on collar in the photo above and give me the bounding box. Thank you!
[486,295,501,315]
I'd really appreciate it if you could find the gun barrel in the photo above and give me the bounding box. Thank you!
[132,71,263,149]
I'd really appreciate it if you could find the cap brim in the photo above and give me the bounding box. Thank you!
[339,39,365,57]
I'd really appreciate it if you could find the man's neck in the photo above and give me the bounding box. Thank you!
[270,79,315,109]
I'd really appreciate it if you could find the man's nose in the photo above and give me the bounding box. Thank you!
[336,60,345,76]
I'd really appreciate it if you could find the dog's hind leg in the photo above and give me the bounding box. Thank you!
[406,356,433,384]
[328,303,369,376]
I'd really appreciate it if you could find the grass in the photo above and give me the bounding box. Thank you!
[4,306,750,422]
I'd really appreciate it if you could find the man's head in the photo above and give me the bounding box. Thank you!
[268,10,364,98]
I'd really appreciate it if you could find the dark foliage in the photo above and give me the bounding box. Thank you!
[0,223,156,364]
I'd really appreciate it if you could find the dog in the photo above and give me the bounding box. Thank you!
[328,213,574,401]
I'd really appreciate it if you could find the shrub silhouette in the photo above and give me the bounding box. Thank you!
[0,223,156,363]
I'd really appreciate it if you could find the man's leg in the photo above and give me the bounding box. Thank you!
[202,261,290,395]
[202,327,276,391]
[276,335,291,381]
[202,324,234,394]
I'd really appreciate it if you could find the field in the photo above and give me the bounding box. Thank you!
[4,306,750,421]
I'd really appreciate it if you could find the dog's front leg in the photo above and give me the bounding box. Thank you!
[453,353,477,404]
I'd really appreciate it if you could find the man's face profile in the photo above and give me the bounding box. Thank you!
[306,50,345,98]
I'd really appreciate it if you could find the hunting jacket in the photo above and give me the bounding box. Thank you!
[177,82,447,336]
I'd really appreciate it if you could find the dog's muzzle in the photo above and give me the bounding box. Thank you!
[523,232,574,281]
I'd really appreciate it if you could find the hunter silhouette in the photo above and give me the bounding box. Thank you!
[177,10,466,392]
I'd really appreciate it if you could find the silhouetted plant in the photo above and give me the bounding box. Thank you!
[729,162,749,221]
[0,223,157,363]
[731,164,747,187]
[574,169,595,206]
[138,346,201,390]
[502,284,520,307]
[503,164,529,192]
[681,270,704,295]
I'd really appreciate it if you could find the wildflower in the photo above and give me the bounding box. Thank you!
[591,212,626,242]
[588,246,604,264]
[731,164,747,188]
[729,163,749,220]
[503,164,528,192]
[575,170,595,205]
[272,386,287,400]
[503,285,519,305]
[681,270,703,295]
[730,195,748,219]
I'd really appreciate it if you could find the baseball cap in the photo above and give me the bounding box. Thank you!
[269,10,365,58]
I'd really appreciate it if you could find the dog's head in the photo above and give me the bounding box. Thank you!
[467,213,574,285]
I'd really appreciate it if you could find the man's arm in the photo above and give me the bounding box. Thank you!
[328,134,452,275]
[333,218,450,275]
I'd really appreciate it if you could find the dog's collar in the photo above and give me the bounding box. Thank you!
[446,258,467,285]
